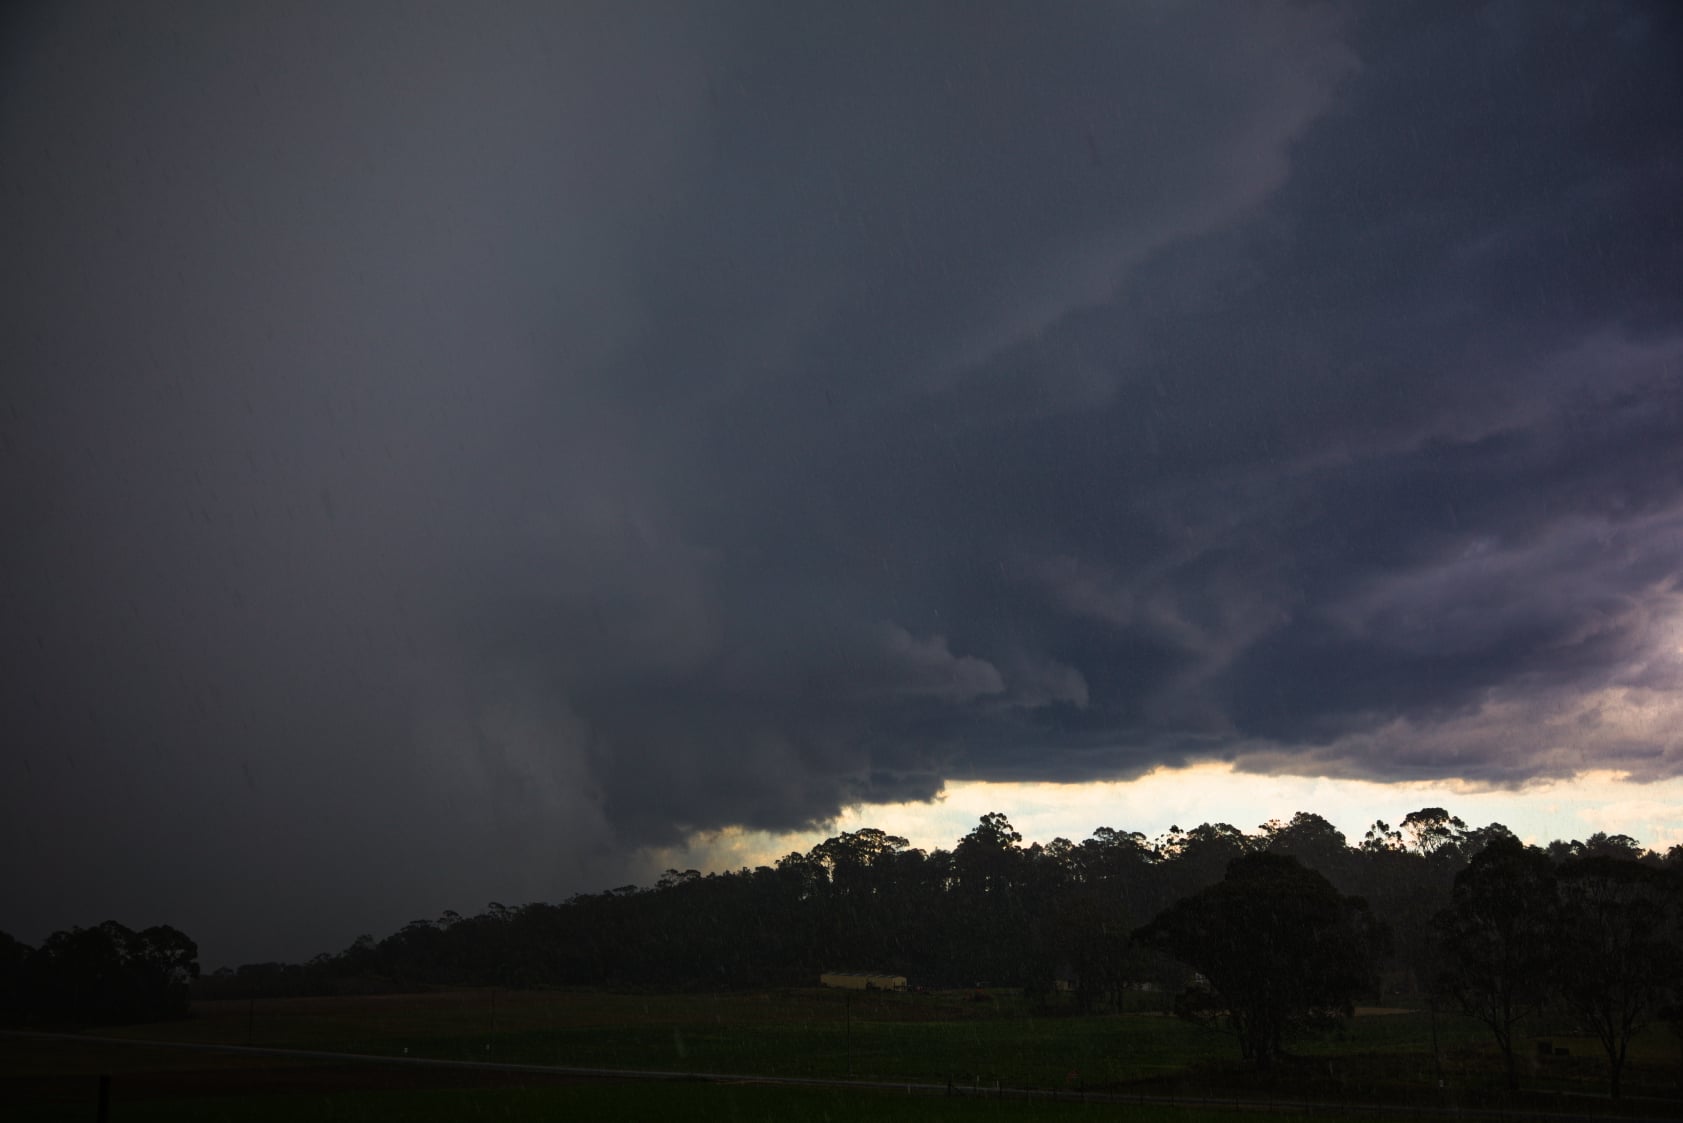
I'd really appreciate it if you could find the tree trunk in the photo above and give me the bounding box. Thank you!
[1607,1032,1626,1100]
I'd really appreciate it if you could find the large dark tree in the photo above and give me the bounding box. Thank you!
[0,930,31,1019]
[1432,836,1556,1090]
[1553,856,1679,1100]
[1051,827,1160,1011]
[951,813,1028,984]
[1261,812,1351,888]
[1400,808,1469,859]
[22,921,199,1024]
[1135,852,1384,1066]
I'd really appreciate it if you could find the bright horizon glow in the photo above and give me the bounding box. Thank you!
[650,764,1683,876]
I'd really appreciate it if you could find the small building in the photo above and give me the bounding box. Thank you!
[820,971,907,991]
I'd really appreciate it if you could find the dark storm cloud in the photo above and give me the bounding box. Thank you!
[3,1,1680,961]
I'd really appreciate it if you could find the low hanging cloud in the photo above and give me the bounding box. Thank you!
[2,0,1681,961]
[877,625,1006,703]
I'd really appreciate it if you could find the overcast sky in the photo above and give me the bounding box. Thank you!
[4,1,1681,965]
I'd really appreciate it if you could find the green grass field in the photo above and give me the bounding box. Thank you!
[0,1072,1401,1123]
[96,988,1472,1087]
[6,987,1682,1121]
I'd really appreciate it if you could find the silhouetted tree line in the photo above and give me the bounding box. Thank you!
[1433,835,1683,1098]
[190,809,1682,1081]
[16,806,1680,1093]
[0,920,199,1026]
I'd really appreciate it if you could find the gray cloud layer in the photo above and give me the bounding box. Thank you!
[3,1,1680,961]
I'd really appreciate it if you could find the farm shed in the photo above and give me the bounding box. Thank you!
[819,972,907,991]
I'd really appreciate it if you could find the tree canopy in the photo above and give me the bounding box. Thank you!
[1135,852,1383,1066]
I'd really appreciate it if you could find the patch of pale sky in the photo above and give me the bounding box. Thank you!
[648,765,1683,876]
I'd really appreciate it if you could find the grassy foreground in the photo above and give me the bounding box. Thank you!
[0,1065,1392,1123]
[68,987,1463,1088]
[6,987,1682,1121]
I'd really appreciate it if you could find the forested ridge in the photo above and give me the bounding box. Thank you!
[7,808,1682,1094]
